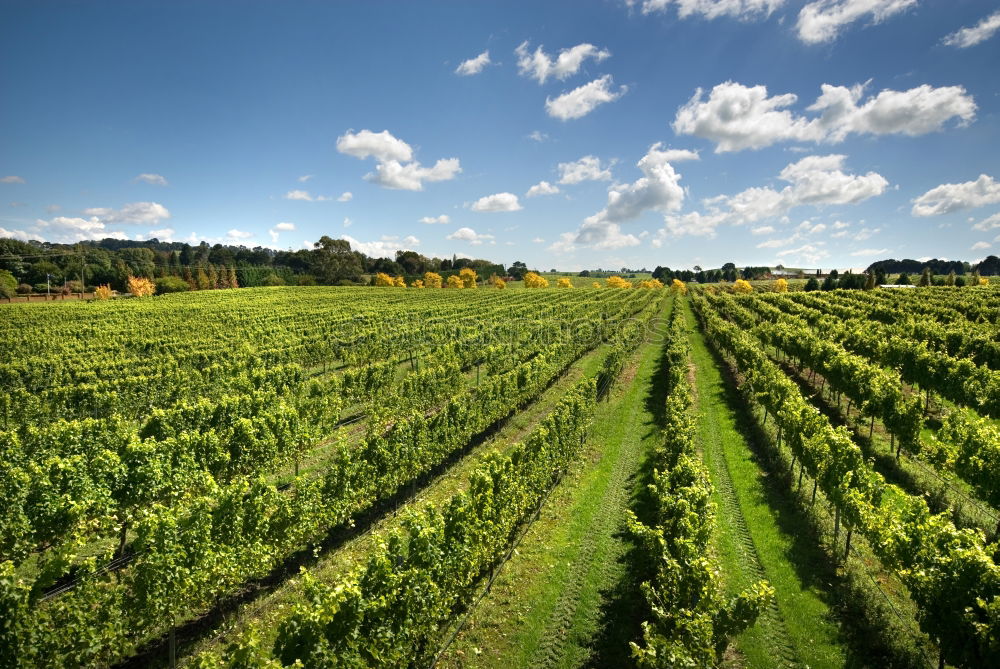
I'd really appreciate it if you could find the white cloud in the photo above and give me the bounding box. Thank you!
[298,174,314,182]
[0,226,33,241]
[630,0,785,20]
[33,216,129,243]
[832,220,851,229]
[971,241,992,251]
[275,222,295,231]
[526,181,561,197]
[545,75,627,121]
[337,129,461,191]
[284,190,331,201]
[365,158,461,191]
[757,238,791,248]
[972,213,1000,231]
[775,242,829,264]
[455,50,491,76]
[471,192,522,212]
[528,131,549,142]
[343,217,353,228]
[558,156,614,184]
[662,154,887,237]
[82,201,171,224]
[133,173,168,186]
[336,129,413,163]
[0,176,25,184]
[515,41,611,84]
[227,229,252,240]
[585,143,698,225]
[447,227,495,245]
[532,237,545,243]
[337,191,353,202]
[673,81,976,152]
[912,175,1000,216]
[944,10,1000,48]
[420,214,451,224]
[548,222,641,254]
[342,234,420,257]
[852,226,879,240]
[148,227,175,240]
[796,0,917,44]
[849,247,890,256]
[751,225,775,235]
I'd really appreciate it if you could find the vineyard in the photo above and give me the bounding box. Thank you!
[1,284,999,668]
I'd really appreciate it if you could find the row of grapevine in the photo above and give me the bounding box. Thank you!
[199,378,599,667]
[693,293,1000,668]
[627,299,771,667]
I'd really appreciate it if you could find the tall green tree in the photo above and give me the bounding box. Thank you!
[310,236,363,284]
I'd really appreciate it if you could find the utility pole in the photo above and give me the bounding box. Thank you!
[46,273,51,300]
[78,247,85,300]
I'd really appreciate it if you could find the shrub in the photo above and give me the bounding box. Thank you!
[263,274,286,287]
[94,284,114,300]
[154,276,190,294]
[16,283,31,295]
[296,275,317,286]
[127,276,155,297]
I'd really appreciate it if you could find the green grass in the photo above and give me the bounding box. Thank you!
[680,298,848,669]
[436,298,671,669]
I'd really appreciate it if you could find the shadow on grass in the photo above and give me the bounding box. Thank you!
[700,320,929,669]
[581,319,676,669]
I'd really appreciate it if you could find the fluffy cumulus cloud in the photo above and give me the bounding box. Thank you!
[515,41,610,84]
[267,222,294,244]
[550,144,696,253]
[82,201,171,224]
[0,176,25,184]
[944,10,1000,48]
[342,234,420,257]
[133,173,168,186]
[546,75,627,121]
[751,225,776,235]
[337,129,461,191]
[971,241,992,251]
[420,214,451,224]
[336,129,413,162]
[673,81,976,152]
[471,192,522,212]
[630,0,785,20]
[558,156,614,184]
[298,174,314,182]
[796,0,917,44]
[586,144,698,226]
[662,154,887,237]
[227,229,252,240]
[284,190,331,202]
[455,50,491,75]
[526,181,561,197]
[912,174,1000,216]
[0,226,33,241]
[972,213,1000,231]
[446,227,495,245]
[528,130,548,142]
[775,242,830,265]
[337,191,352,202]
[32,216,128,243]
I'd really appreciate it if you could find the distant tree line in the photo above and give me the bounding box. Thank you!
[863,257,1000,276]
[651,262,771,284]
[0,235,508,295]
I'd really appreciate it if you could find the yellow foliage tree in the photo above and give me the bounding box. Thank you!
[524,271,549,288]
[411,279,425,288]
[424,271,443,288]
[94,284,113,300]
[774,278,788,292]
[606,275,631,289]
[592,281,602,288]
[732,279,753,294]
[980,277,989,286]
[459,267,478,288]
[374,272,394,287]
[392,276,406,287]
[670,278,687,295]
[494,278,506,289]
[447,274,463,289]
[638,278,664,290]
[556,277,572,288]
[127,275,155,297]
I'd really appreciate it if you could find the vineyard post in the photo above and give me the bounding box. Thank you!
[833,505,840,546]
[169,621,176,668]
[811,480,818,505]
[869,415,875,439]
[797,463,804,491]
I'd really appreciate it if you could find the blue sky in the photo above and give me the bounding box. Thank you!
[2,0,999,271]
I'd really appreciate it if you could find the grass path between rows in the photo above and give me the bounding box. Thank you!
[680,297,848,669]
[437,297,672,669]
